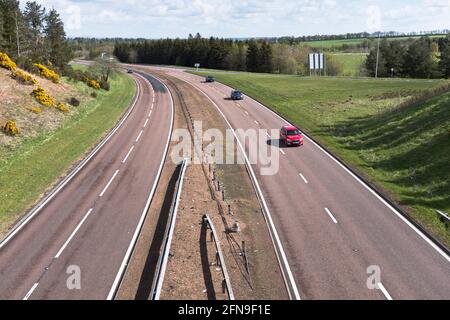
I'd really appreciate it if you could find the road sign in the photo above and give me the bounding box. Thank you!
[309,53,325,76]
[194,63,200,71]
[309,54,314,70]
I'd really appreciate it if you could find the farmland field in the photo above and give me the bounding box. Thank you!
[194,70,450,246]
[304,38,367,48]
[332,53,368,76]
[304,34,446,49]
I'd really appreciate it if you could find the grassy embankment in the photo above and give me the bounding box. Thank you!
[0,64,135,235]
[194,71,450,246]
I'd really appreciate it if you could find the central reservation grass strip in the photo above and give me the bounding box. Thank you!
[0,69,135,235]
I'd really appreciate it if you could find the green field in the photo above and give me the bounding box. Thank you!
[305,38,367,48]
[0,67,135,234]
[304,34,446,49]
[332,53,367,76]
[194,71,450,246]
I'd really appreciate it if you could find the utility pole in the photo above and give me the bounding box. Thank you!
[15,11,21,57]
[375,32,381,78]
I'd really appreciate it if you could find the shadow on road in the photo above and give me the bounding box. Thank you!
[266,138,289,149]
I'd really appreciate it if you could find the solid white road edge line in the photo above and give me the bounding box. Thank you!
[325,208,338,224]
[122,146,135,164]
[378,282,393,300]
[55,208,94,259]
[99,170,120,198]
[181,79,301,300]
[23,282,39,300]
[106,72,174,300]
[0,75,141,250]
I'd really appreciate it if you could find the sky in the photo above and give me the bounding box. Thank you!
[31,0,450,38]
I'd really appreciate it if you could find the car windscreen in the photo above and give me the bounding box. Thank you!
[287,130,299,136]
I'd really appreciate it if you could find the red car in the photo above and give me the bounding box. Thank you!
[280,125,304,146]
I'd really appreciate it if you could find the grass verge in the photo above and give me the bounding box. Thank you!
[0,68,135,235]
[194,71,450,246]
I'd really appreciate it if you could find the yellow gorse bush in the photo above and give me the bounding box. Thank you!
[3,120,19,135]
[31,87,55,107]
[0,52,16,71]
[57,102,69,113]
[87,79,101,90]
[34,63,60,83]
[11,69,38,85]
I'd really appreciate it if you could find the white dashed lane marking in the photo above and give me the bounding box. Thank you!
[299,173,309,184]
[100,170,120,197]
[122,146,135,164]
[325,208,338,224]
[135,130,143,142]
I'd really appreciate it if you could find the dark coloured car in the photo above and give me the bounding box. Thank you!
[127,69,133,74]
[230,90,244,100]
[205,75,215,83]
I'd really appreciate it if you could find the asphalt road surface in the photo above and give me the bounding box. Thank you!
[150,67,450,300]
[0,71,173,300]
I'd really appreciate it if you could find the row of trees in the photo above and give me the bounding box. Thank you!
[114,34,349,76]
[366,36,450,78]
[114,33,450,78]
[276,30,449,44]
[114,33,332,75]
[0,0,71,71]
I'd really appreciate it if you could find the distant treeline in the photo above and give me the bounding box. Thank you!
[0,0,71,71]
[114,33,450,78]
[366,36,450,78]
[113,33,351,76]
[274,30,449,44]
